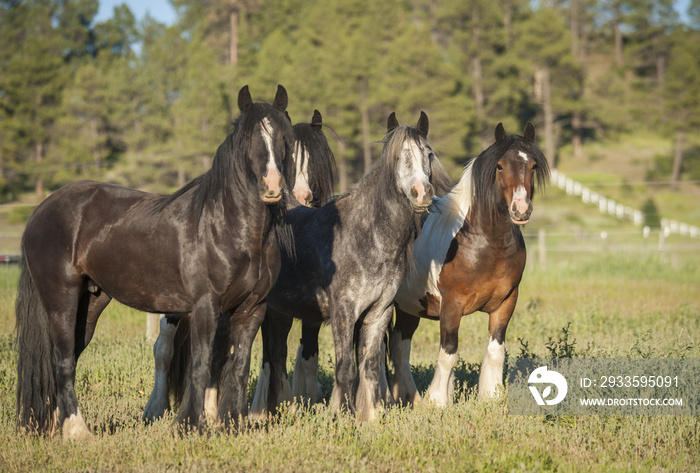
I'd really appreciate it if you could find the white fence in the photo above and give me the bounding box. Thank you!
[550,169,700,239]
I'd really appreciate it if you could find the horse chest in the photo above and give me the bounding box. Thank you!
[395,223,525,318]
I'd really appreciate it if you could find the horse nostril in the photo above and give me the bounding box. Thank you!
[411,186,419,199]
[425,183,434,200]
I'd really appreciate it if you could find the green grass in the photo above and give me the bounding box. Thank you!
[0,251,699,472]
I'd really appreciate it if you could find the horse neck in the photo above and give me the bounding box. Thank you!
[342,156,420,248]
[466,201,523,249]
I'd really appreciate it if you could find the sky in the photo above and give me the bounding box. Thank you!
[94,0,177,26]
[94,0,692,28]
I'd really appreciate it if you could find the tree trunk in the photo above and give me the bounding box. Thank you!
[35,141,44,198]
[229,7,239,67]
[572,110,582,159]
[178,163,186,188]
[613,21,623,68]
[571,0,579,60]
[471,5,487,148]
[656,53,666,113]
[360,78,372,175]
[337,139,348,193]
[536,67,556,167]
[671,130,683,190]
[502,0,512,51]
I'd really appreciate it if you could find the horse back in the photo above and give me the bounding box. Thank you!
[22,180,195,313]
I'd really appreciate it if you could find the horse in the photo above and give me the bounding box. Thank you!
[142,109,336,423]
[249,112,441,422]
[15,85,295,439]
[390,122,550,406]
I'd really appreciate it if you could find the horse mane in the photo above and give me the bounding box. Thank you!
[292,121,336,206]
[153,102,295,225]
[334,124,428,268]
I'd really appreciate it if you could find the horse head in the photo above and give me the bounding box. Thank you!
[386,111,435,212]
[291,110,334,207]
[238,84,291,203]
[492,122,546,225]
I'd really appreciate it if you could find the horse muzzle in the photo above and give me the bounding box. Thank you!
[509,200,532,225]
[410,181,434,212]
[260,174,285,203]
[292,185,313,207]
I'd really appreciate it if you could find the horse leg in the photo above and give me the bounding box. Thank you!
[329,298,358,414]
[74,287,112,361]
[378,335,392,405]
[292,322,321,405]
[425,300,462,407]
[217,304,266,428]
[479,288,518,400]
[388,307,421,406]
[250,309,293,420]
[143,315,181,422]
[176,296,219,430]
[50,289,91,440]
[355,304,395,422]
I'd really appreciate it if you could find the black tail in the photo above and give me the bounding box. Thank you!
[168,315,191,409]
[15,254,57,435]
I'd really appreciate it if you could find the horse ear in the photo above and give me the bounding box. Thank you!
[417,111,429,137]
[285,111,292,123]
[524,122,536,141]
[311,109,323,129]
[495,122,506,142]
[238,85,252,112]
[273,84,288,112]
[387,112,399,132]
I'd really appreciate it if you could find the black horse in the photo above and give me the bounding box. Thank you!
[250,112,442,421]
[144,110,337,423]
[16,85,295,438]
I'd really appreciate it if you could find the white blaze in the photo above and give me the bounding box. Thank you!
[261,117,281,192]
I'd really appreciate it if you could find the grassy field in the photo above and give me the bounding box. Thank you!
[0,130,698,471]
[0,249,698,472]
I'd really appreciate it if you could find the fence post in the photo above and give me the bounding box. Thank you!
[538,228,546,269]
[146,313,162,341]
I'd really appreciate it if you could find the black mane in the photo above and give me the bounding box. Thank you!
[153,102,295,223]
[292,121,336,206]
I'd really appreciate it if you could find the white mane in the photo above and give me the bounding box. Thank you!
[394,160,475,315]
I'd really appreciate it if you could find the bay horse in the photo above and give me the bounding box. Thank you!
[143,109,336,423]
[390,122,550,406]
[249,112,440,421]
[15,85,295,439]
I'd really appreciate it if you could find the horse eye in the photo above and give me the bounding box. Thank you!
[496,164,503,171]
[428,153,435,161]
[532,164,539,171]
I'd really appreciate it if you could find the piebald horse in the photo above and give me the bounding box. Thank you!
[390,122,550,405]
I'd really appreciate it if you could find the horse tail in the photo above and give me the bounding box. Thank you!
[15,253,57,435]
[168,315,191,408]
